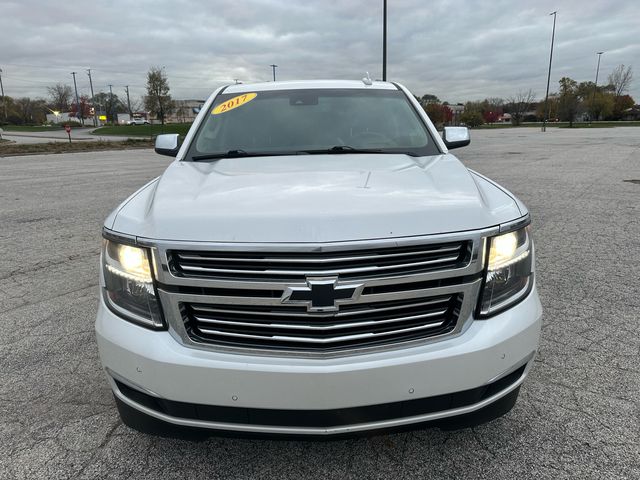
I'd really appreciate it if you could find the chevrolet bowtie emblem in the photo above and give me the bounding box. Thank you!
[281,277,364,312]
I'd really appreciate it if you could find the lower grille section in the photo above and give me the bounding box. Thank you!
[183,293,462,352]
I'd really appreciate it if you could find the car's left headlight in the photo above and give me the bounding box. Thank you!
[478,226,533,317]
[101,239,165,329]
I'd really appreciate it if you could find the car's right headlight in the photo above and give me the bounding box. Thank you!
[478,226,533,317]
[101,239,165,329]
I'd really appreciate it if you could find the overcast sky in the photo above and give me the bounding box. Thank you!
[1,0,638,104]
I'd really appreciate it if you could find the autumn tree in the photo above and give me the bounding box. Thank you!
[557,77,579,127]
[70,94,92,121]
[459,110,484,127]
[536,95,558,121]
[144,66,173,125]
[589,91,615,120]
[424,103,452,126]
[46,83,73,112]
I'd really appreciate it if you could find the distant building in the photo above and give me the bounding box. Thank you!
[166,99,205,123]
[498,113,512,123]
[448,104,464,125]
[622,105,640,121]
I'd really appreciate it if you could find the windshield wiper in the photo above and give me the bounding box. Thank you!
[192,150,296,161]
[299,146,422,156]
[192,150,250,160]
[299,145,384,154]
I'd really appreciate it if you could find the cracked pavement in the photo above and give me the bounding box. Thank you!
[0,129,638,479]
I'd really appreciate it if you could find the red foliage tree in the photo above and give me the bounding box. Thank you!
[70,94,92,119]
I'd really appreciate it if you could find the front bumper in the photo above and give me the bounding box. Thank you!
[95,285,542,436]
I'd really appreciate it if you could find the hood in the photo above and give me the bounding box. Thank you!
[110,154,523,243]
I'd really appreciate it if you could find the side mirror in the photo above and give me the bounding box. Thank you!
[155,133,180,157]
[442,127,470,150]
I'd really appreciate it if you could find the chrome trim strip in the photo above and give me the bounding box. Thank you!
[106,368,161,398]
[198,318,447,344]
[159,282,474,309]
[109,366,528,435]
[190,296,450,319]
[485,350,536,384]
[499,214,531,234]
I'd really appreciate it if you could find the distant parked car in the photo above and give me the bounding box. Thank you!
[126,118,150,125]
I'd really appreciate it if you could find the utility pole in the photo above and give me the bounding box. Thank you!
[542,11,557,132]
[0,68,6,122]
[591,52,604,122]
[124,85,132,118]
[382,0,387,81]
[86,68,97,127]
[71,71,83,126]
[108,84,114,124]
[270,64,278,81]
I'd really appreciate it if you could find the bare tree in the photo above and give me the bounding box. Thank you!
[485,97,504,108]
[46,83,73,112]
[506,90,536,126]
[144,66,173,125]
[129,96,144,114]
[607,64,633,98]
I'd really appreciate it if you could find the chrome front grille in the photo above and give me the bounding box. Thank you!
[168,241,471,281]
[153,233,486,356]
[183,294,461,352]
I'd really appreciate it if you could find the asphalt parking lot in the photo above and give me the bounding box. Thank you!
[1,127,638,479]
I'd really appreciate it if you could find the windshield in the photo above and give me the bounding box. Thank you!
[187,88,439,159]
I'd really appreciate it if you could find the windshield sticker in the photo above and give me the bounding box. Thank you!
[212,93,257,115]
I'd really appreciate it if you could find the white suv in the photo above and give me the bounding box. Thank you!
[126,118,150,125]
[96,80,542,438]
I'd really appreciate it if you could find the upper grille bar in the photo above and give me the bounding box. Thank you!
[175,244,462,264]
[176,255,461,277]
[168,240,471,281]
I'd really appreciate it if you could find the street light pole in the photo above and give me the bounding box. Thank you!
[542,11,557,132]
[108,84,114,124]
[591,51,604,121]
[270,64,278,81]
[71,71,83,126]
[0,68,6,122]
[125,85,132,117]
[382,0,387,81]
[86,68,97,127]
